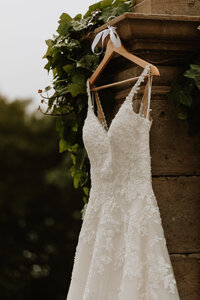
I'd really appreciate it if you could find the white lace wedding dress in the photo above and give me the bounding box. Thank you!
[66,64,180,300]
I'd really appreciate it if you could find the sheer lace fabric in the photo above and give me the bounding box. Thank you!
[66,64,180,300]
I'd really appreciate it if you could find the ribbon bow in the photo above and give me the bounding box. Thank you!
[91,25,121,55]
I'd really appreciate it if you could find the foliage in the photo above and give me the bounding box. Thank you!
[40,0,135,209]
[0,96,83,299]
[166,25,200,136]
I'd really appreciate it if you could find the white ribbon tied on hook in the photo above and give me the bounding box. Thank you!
[91,25,121,55]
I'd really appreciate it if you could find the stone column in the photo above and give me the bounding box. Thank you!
[91,11,200,299]
[132,0,200,16]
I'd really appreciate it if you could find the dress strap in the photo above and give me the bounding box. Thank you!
[146,74,153,120]
[93,90,109,131]
[138,72,153,120]
[126,64,152,103]
[86,79,94,109]
[86,79,108,131]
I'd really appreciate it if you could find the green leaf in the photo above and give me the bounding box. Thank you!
[71,153,76,165]
[68,144,78,152]
[47,97,55,111]
[114,2,131,15]
[77,54,99,71]
[71,19,88,31]
[66,39,81,51]
[68,83,85,97]
[53,41,67,48]
[73,172,82,188]
[99,3,130,22]
[198,25,200,31]
[178,112,188,120]
[52,67,57,77]
[112,0,122,6]
[78,148,87,170]
[45,39,55,47]
[186,64,200,74]
[100,0,113,9]
[44,61,52,72]
[60,12,72,21]
[43,39,56,58]
[72,122,78,132]
[74,14,82,20]
[84,1,101,18]
[59,138,78,154]
[83,186,89,196]
[184,64,200,90]
[99,7,113,22]
[56,118,65,137]
[167,82,193,107]
[59,138,69,153]
[112,0,128,6]
[63,64,73,74]
[57,18,71,36]
[68,73,86,97]
[55,85,68,95]
[179,90,193,107]
[70,165,83,188]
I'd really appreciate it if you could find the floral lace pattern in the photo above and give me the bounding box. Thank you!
[66,65,180,300]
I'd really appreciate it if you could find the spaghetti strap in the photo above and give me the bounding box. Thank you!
[86,79,94,109]
[86,63,153,133]
[93,89,109,132]
[86,79,108,131]
[126,64,152,102]
[138,70,153,120]
[146,74,153,120]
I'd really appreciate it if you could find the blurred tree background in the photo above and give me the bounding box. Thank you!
[0,95,82,300]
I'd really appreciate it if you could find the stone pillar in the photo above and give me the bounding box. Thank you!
[91,12,200,299]
[132,0,200,16]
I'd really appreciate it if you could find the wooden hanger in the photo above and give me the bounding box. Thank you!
[89,39,160,90]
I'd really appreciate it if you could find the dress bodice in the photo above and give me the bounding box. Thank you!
[83,64,153,197]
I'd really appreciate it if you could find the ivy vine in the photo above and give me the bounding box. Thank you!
[39,0,136,215]
[166,25,200,136]
[40,0,200,217]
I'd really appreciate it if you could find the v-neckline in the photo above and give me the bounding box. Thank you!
[87,64,152,136]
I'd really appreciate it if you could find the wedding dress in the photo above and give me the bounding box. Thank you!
[66,64,180,300]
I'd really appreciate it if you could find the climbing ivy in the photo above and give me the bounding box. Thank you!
[39,0,136,212]
[166,25,200,136]
[40,0,200,216]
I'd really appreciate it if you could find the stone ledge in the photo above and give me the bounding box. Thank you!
[90,13,200,46]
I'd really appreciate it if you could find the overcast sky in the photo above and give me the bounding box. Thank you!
[0,0,97,111]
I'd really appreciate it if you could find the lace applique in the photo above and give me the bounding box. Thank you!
[74,192,177,299]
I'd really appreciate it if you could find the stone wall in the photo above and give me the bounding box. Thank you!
[132,0,200,16]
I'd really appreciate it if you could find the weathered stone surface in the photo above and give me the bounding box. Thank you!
[92,13,200,49]
[150,103,200,176]
[132,0,151,14]
[150,101,200,176]
[170,254,200,300]
[152,176,200,253]
[132,0,200,16]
